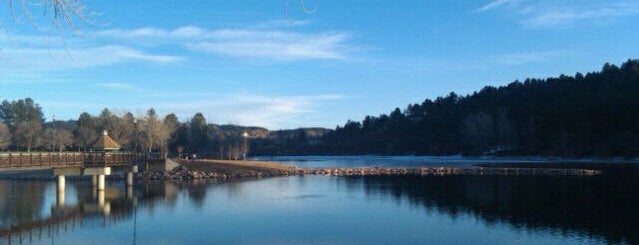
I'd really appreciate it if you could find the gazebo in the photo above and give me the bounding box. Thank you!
[91,130,121,152]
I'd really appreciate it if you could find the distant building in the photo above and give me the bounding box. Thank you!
[91,130,121,152]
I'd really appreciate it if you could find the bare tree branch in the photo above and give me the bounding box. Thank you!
[283,0,317,24]
[3,0,99,34]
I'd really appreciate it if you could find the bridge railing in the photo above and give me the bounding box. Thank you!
[83,152,134,167]
[82,152,165,166]
[0,152,166,169]
[0,153,84,169]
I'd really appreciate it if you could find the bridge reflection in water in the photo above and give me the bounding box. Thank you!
[0,179,186,245]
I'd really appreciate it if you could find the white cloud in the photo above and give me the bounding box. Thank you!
[0,45,181,74]
[0,31,181,82]
[94,82,138,90]
[476,0,519,12]
[154,93,345,129]
[186,32,350,61]
[94,25,356,61]
[477,0,639,27]
[94,26,207,39]
[523,2,639,27]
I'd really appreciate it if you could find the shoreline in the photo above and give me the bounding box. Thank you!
[137,159,602,181]
[0,158,604,181]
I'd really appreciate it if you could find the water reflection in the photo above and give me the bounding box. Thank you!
[0,181,47,230]
[337,164,639,244]
[2,181,99,243]
[0,164,637,244]
[0,179,216,244]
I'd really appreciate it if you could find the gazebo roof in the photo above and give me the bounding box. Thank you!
[91,130,121,151]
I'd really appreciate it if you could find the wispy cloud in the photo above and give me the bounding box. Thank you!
[524,2,639,27]
[94,24,357,61]
[94,26,208,39]
[0,44,181,74]
[153,93,346,129]
[93,82,138,90]
[476,0,519,12]
[477,0,639,27]
[186,31,351,61]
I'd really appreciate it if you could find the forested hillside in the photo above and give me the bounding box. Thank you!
[314,60,639,157]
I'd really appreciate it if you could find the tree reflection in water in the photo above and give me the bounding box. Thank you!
[337,164,639,244]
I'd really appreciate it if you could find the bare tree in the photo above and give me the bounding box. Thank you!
[0,123,11,150]
[44,128,56,151]
[44,127,74,152]
[138,109,166,153]
[4,0,97,32]
[56,129,74,152]
[283,0,316,22]
[14,120,43,152]
[3,1,315,34]
[218,134,249,160]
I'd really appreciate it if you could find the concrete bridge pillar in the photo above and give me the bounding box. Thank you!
[56,175,65,206]
[98,189,105,206]
[97,174,105,191]
[83,167,110,191]
[126,172,134,186]
[126,185,134,200]
[57,175,65,192]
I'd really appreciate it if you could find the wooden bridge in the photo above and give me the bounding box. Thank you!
[0,152,165,170]
[0,152,167,202]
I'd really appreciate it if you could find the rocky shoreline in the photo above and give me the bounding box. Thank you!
[135,165,601,181]
[136,165,292,181]
[300,166,601,176]
[0,159,602,181]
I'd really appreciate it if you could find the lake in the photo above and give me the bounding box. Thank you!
[1,157,638,244]
[252,155,636,168]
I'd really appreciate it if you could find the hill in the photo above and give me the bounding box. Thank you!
[305,59,639,157]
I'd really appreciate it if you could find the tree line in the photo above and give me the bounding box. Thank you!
[0,102,249,159]
[309,59,639,157]
[0,102,176,153]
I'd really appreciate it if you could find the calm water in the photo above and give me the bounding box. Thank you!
[1,160,638,244]
[252,155,637,168]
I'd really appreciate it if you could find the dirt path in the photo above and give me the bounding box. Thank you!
[176,159,298,176]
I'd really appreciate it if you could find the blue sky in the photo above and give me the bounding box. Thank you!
[1,0,639,129]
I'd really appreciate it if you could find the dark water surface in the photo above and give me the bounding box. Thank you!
[253,155,638,168]
[1,162,638,244]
